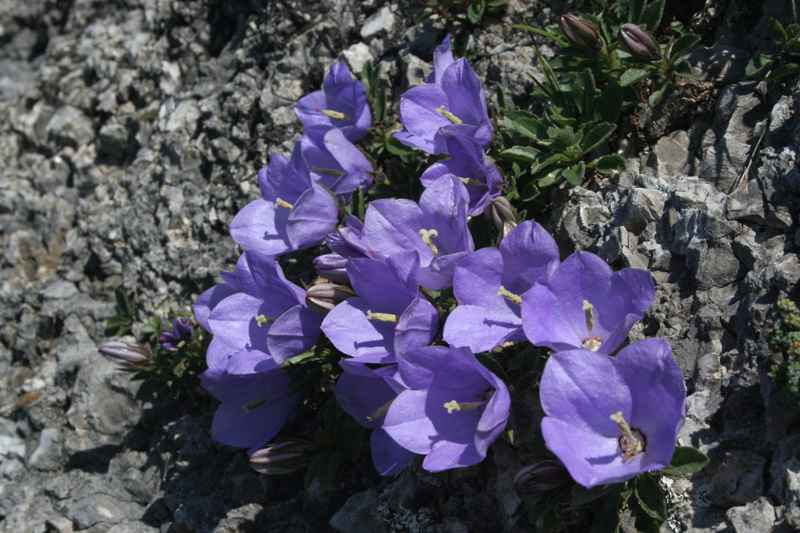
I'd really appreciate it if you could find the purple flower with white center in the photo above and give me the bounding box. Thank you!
[364,174,474,291]
[419,133,503,216]
[425,34,455,84]
[321,251,439,363]
[540,338,686,488]
[382,345,511,472]
[230,139,339,257]
[300,129,374,197]
[521,251,655,355]
[159,317,194,351]
[201,351,299,454]
[335,360,415,475]
[443,220,559,353]
[394,57,493,155]
[194,251,323,364]
[295,61,371,142]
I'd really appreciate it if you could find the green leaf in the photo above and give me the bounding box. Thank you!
[620,68,653,87]
[573,68,596,118]
[629,0,645,24]
[140,317,161,335]
[592,503,620,533]
[633,512,661,533]
[661,446,710,475]
[512,24,568,46]
[591,154,626,174]
[594,81,622,124]
[769,16,788,42]
[580,122,616,156]
[504,110,548,140]
[115,288,136,319]
[572,483,610,505]
[501,146,541,163]
[648,83,670,106]
[634,474,667,521]
[672,59,694,77]
[746,54,774,76]
[642,0,665,32]
[787,23,800,40]
[668,33,700,65]
[562,161,586,186]
[766,63,800,81]
[373,87,386,123]
[496,84,509,112]
[467,0,485,24]
[476,353,510,383]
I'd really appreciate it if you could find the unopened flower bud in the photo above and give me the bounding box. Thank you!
[314,254,350,284]
[249,441,308,475]
[559,14,604,51]
[306,283,355,315]
[618,23,660,60]
[98,342,152,370]
[495,220,518,249]
[514,460,570,498]
[484,196,517,231]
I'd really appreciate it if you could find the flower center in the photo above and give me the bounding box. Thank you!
[242,396,267,412]
[366,310,399,323]
[255,315,277,327]
[419,228,441,257]
[321,109,350,121]
[610,411,646,461]
[275,197,294,211]
[497,286,522,306]
[436,105,463,124]
[581,336,603,351]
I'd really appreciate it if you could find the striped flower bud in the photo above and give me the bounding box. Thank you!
[559,14,604,51]
[514,460,570,498]
[618,23,660,60]
[98,342,152,370]
[306,283,356,315]
[249,441,308,475]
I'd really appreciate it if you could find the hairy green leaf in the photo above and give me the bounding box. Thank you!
[668,33,700,65]
[634,474,667,521]
[620,67,653,87]
[661,446,710,475]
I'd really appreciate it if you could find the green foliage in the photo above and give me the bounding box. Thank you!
[410,0,507,25]
[304,399,365,488]
[767,298,800,410]
[662,446,709,475]
[746,18,800,82]
[106,288,138,335]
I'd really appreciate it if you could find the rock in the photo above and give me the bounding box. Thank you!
[725,497,776,532]
[342,42,373,75]
[688,44,750,84]
[330,489,387,533]
[360,6,395,38]
[98,121,131,160]
[709,450,766,507]
[46,106,95,148]
[644,130,699,177]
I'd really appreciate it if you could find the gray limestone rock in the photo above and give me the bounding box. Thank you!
[46,105,95,148]
[330,489,387,533]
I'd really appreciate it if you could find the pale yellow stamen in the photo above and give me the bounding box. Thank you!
[583,300,595,332]
[366,310,399,323]
[256,315,277,327]
[443,400,483,414]
[436,105,463,124]
[242,397,267,412]
[321,109,348,120]
[497,286,522,306]
[582,336,603,352]
[275,198,294,211]
[419,228,441,257]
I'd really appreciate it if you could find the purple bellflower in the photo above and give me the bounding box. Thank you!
[425,34,455,84]
[521,251,655,355]
[394,57,493,155]
[315,215,376,282]
[364,174,474,291]
[321,251,439,364]
[295,61,371,142]
[194,251,323,364]
[335,360,415,475]
[230,138,339,257]
[540,338,686,488]
[159,317,194,351]
[382,345,511,472]
[201,350,299,454]
[443,220,560,353]
[300,128,374,197]
[419,133,503,216]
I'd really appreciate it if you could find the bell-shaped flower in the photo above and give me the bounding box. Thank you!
[230,139,339,257]
[321,251,439,364]
[443,220,559,353]
[424,34,455,84]
[300,129,374,197]
[364,174,474,291]
[521,251,655,355]
[540,338,686,488]
[335,360,414,476]
[295,61,371,142]
[196,251,324,364]
[200,351,299,454]
[419,133,503,216]
[394,57,493,155]
[382,345,511,472]
[159,317,194,351]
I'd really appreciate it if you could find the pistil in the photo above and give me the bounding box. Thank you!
[242,396,267,412]
[256,315,277,327]
[321,109,349,120]
[366,310,399,323]
[419,228,441,257]
[497,286,522,306]
[275,198,294,211]
[436,105,463,124]
[610,411,645,461]
[444,400,484,414]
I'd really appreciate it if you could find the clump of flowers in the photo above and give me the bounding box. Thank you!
[99,31,707,530]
